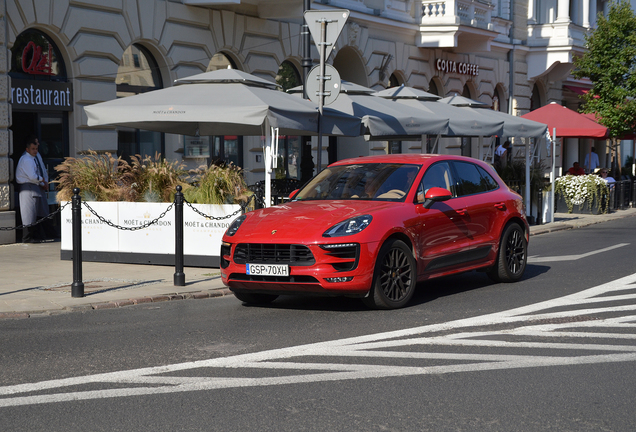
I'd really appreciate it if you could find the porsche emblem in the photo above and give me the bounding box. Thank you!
[271,230,277,235]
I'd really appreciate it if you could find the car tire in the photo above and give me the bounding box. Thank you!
[233,291,279,305]
[363,239,417,310]
[487,222,527,283]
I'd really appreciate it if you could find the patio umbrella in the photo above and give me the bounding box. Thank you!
[374,88,504,138]
[376,84,441,101]
[289,81,450,139]
[85,69,361,137]
[85,69,363,206]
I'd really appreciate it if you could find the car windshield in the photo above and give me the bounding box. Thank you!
[295,163,421,201]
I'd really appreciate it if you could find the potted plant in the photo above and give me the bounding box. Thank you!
[553,174,610,214]
[54,152,249,267]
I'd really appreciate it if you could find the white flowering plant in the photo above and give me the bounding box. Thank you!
[553,174,609,214]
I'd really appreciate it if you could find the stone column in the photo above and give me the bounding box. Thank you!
[582,0,590,27]
[556,0,571,23]
[0,0,15,244]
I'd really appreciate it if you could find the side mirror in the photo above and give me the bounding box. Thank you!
[422,187,452,209]
[289,189,300,200]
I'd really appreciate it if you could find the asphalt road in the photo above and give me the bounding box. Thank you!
[1,217,636,431]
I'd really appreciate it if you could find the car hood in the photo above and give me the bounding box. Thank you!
[231,200,397,243]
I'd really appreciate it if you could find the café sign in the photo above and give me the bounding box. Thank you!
[436,59,479,76]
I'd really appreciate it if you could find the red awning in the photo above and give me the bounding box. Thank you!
[563,85,590,95]
[521,103,608,138]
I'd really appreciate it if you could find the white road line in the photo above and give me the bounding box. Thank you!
[528,243,629,263]
[2,271,636,407]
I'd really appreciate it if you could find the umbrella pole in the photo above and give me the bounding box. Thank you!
[551,127,556,224]
[525,138,531,220]
[265,119,272,207]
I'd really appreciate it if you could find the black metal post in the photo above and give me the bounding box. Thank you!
[71,188,84,298]
[302,0,312,100]
[174,185,185,286]
[536,189,543,225]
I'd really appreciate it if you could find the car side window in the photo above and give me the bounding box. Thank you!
[477,165,499,191]
[419,162,455,202]
[452,161,494,196]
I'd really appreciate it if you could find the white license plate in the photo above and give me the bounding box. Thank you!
[246,263,289,276]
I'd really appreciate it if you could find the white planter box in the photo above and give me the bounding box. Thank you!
[61,202,241,267]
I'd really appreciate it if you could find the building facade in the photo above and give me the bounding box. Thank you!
[0,0,615,243]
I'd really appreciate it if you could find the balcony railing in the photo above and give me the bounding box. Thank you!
[421,0,494,30]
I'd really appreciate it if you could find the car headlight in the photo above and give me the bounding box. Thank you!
[225,215,246,236]
[323,215,372,237]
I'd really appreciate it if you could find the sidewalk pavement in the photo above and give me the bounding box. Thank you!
[2,207,636,320]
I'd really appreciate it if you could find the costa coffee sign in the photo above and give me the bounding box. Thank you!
[436,59,479,76]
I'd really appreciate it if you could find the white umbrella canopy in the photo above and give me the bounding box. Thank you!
[85,69,362,137]
[289,81,449,139]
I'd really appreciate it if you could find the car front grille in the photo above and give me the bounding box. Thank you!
[233,244,315,266]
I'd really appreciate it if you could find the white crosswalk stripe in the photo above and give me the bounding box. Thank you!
[1,272,636,407]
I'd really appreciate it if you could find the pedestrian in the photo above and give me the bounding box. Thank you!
[16,135,51,243]
[584,147,600,173]
[494,140,510,169]
[567,162,585,176]
[599,167,616,187]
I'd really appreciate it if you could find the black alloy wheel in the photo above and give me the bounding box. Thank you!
[487,222,527,283]
[363,239,416,309]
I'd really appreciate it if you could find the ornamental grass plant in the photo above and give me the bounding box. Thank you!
[55,152,250,205]
[183,161,251,205]
[553,174,610,214]
[55,151,135,202]
[128,154,189,203]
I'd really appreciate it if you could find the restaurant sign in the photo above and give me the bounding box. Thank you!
[10,78,73,112]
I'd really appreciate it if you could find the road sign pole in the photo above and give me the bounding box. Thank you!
[304,9,349,174]
[317,19,327,174]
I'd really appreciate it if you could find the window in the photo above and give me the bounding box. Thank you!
[452,161,499,196]
[10,29,66,80]
[276,61,301,92]
[274,136,301,179]
[212,135,242,167]
[421,162,455,195]
[116,44,164,160]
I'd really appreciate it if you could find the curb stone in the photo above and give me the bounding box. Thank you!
[0,288,234,320]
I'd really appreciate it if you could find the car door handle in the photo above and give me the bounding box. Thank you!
[456,208,468,216]
[494,202,507,210]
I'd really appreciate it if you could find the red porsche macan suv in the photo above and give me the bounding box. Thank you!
[221,154,529,309]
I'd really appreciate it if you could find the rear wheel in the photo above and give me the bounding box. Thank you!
[363,239,416,309]
[487,223,527,283]
[233,291,279,305]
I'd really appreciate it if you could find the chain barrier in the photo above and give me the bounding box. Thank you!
[82,201,174,231]
[0,201,70,231]
[183,198,244,220]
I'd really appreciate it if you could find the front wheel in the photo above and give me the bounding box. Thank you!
[363,239,417,309]
[487,223,527,283]
[233,291,279,305]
